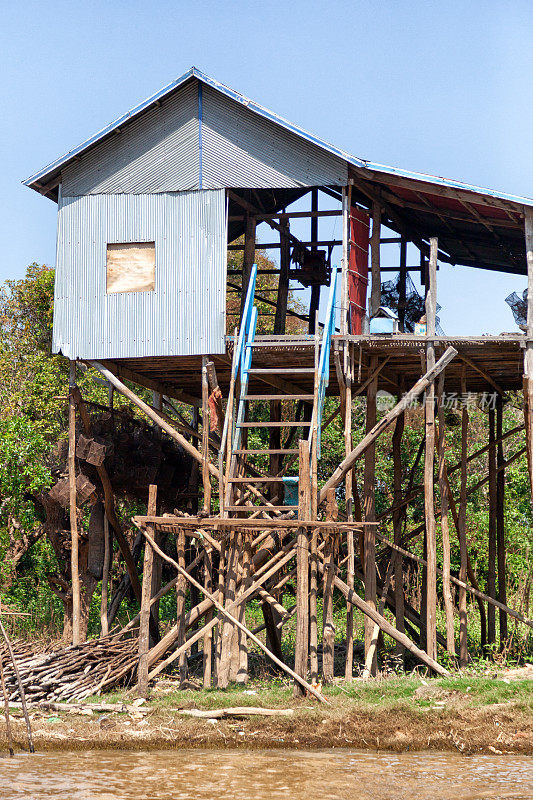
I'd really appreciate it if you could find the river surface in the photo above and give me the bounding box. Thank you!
[0,748,531,799]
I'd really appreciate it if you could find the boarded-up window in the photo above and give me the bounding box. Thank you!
[106,242,155,293]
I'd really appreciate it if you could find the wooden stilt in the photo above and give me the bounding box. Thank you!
[370,201,381,317]
[392,401,405,656]
[176,526,188,684]
[322,488,337,684]
[424,237,438,662]
[487,406,497,648]
[219,531,239,688]
[68,361,81,646]
[137,484,157,695]
[294,439,310,697]
[309,527,319,684]
[100,514,110,638]
[496,396,508,646]
[363,357,377,675]
[523,208,533,504]
[203,545,213,688]
[437,373,455,655]
[201,357,211,514]
[458,365,469,667]
[274,217,290,334]
[344,343,355,679]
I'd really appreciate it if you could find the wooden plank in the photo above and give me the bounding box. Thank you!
[106,242,155,294]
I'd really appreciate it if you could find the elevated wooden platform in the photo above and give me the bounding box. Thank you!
[98,333,525,404]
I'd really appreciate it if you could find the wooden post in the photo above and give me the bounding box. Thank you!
[496,396,508,646]
[274,217,290,334]
[201,357,211,514]
[240,213,256,317]
[237,533,252,684]
[341,185,351,335]
[0,655,14,757]
[398,237,407,332]
[176,527,188,684]
[363,357,377,675]
[309,528,319,684]
[137,484,157,695]
[392,402,405,656]
[370,201,381,317]
[437,373,455,655]
[100,514,110,638]
[458,365,469,666]
[68,360,80,646]
[323,488,337,684]
[294,439,310,696]
[203,546,213,688]
[344,344,355,679]
[487,406,497,648]
[309,189,320,334]
[424,237,438,662]
[524,208,533,503]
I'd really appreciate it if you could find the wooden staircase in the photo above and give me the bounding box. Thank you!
[220,265,338,517]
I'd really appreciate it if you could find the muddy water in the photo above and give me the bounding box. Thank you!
[0,749,531,800]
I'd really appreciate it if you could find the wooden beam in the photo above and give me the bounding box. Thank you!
[370,201,381,317]
[319,346,458,500]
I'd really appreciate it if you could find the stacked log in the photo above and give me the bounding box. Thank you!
[0,634,138,703]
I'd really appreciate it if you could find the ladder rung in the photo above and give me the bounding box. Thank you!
[228,477,289,483]
[232,449,299,455]
[245,394,314,401]
[237,421,311,428]
[247,368,315,375]
[223,505,294,512]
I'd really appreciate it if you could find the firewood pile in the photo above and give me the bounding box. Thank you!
[0,633,139,703]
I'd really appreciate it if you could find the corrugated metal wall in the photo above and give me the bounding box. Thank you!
[61,82,199,195]
[53,190,226,359]
[200,85,347,188]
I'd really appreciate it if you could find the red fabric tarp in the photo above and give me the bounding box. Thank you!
[348,207,370,334]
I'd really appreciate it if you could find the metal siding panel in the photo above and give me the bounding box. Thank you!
[201,85,347,188]
[61,83,200,195]
[53,191,226,359]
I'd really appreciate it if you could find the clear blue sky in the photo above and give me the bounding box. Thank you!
[3,0,533,334]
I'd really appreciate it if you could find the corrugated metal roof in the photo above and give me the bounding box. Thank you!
[53,190,226,359]
[24,67,533,208]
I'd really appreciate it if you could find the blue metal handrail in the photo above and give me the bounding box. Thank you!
[232,264,258,382]
[310,267,338,459]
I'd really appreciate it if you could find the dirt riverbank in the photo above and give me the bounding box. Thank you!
[2,673,532,756]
